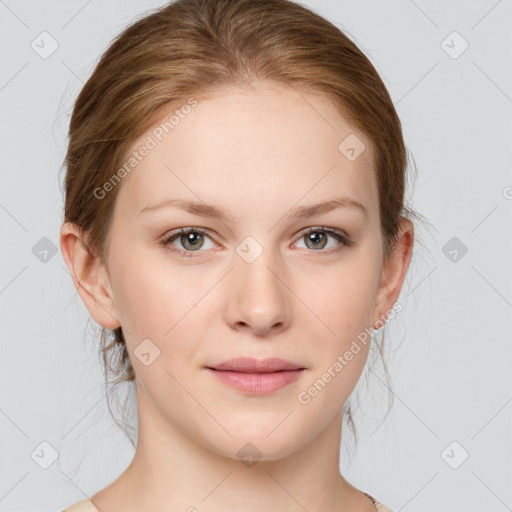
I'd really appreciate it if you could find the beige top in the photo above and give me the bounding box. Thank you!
[62,493,394,511]
[62,499,98,512]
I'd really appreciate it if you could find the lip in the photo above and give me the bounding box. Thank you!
[206,358,306,395]
[209,357,304,372]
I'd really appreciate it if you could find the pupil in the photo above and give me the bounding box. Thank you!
[308,231,326,249]
[310,232,322,244]
[184,232,201,249]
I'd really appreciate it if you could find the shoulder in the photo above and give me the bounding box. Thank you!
[61,495,395,512]
[376,502,395,512]
[61,498,100,512]
[363,492,395,512]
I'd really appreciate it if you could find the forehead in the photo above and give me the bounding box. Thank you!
[115,82,378,221]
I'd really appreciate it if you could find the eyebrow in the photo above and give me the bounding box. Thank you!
[138,196,367,219]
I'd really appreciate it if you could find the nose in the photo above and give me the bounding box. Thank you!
[223,249,292,337]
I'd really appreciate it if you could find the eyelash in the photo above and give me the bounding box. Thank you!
[159,226,354,259]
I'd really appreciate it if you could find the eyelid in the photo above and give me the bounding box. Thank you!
[295,225,350,241]
[159,227,219,257]
[291,226,354,254]
[160,226,218,245]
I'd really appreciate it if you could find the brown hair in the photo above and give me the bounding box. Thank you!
[61,0,426,458]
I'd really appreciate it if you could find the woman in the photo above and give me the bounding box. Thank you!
[59,0,416,510]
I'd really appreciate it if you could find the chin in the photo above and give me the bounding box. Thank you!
[206,430,304,465]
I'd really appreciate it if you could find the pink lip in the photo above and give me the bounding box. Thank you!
[206,358,306,395]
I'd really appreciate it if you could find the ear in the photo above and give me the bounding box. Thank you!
[371,218,414,328]
[60,222,120,330]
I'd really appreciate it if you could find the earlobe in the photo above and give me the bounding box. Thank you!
[372,218,414,329]
[60,222,121,330]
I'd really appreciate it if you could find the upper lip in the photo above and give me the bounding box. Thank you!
[207,357,305,373]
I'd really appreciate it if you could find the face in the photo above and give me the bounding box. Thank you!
[68,82,404,462]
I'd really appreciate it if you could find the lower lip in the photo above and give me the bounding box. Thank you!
[207,368,304,395]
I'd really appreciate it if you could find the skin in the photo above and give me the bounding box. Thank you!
[60,81,413,512]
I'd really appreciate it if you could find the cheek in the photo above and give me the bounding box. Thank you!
[297,260,379,345]
[109,249,213,378]
[110,244,200,338]
[111,266,171,339]
[293,253,379,406]
[294,275,375,422]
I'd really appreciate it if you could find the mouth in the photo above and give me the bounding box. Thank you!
[205,357,306,395]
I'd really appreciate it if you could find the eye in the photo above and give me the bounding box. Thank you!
[160,226,353,259]
[160,228,216,258]
[293,226,353,254]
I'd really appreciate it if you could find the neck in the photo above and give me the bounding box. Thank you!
[92,383,368,512]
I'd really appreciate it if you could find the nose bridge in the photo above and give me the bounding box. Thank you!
[224,237,291,334]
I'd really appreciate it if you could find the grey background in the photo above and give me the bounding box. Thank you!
[1,0,511,511]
